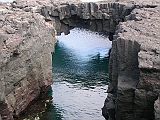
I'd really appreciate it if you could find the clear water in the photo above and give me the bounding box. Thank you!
[50,28,111,120]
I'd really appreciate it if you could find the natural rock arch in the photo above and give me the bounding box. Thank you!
[0,0,160,120]
[41,2,134,36]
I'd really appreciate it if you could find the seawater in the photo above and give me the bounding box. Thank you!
[49,28,111,120]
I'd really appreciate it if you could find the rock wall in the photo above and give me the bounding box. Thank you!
[0,3,55,119]
[103,1,160,120]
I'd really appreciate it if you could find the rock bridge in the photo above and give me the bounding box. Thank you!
[41,2,134,35]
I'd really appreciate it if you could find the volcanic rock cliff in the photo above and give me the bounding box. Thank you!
[102,1,160,120]
[0,2,55,119]
[0,0,160,120]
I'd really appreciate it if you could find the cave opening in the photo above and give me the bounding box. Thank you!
[53,15,116,40]
[50,26,112,120]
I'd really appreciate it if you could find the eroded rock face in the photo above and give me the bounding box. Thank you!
[0,3,55,119]
[103,4,160,120]
[39,1,135,34]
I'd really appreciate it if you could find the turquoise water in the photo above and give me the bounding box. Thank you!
[50,28,111,120]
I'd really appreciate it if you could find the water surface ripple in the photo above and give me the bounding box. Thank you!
[50,28,111,120]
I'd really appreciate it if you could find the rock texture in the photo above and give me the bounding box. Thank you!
[103,1,160,120]
[0,0,160,120]
[40,1,134,34]
[0,3,55,119]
